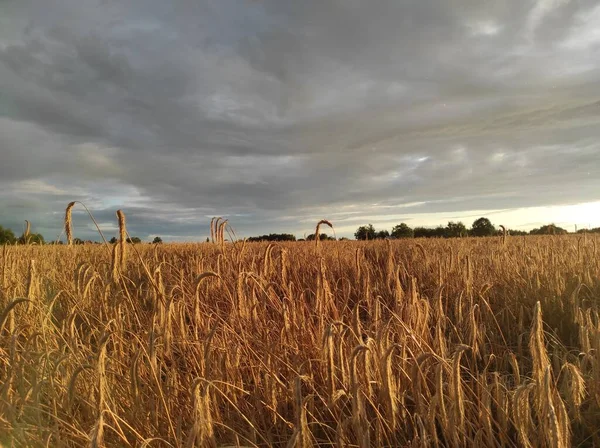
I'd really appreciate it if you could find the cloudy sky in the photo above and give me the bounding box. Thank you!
[1,0,600,241]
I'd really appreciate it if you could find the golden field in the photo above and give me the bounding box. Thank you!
[0,234,599,447]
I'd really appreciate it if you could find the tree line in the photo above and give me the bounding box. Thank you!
[243,218,574,242]
[353,218,569,240]
[0,224,164,245]
[576,227,600,234]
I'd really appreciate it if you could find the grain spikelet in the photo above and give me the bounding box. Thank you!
[287,376,313,448]
[542,366,567,448]
[0,297,30,333]
[411,353,435,425]
[323,324,337,402]
[210,217,217,243]
[116,210,127,269]
[23,220,30,244]
[450,345,470,441]
[217,219,228,246]
[530,301,550,385]
[381,344,400,431]
[415,243,427,262]
[509,352,521,387]
[194,272,220,327]
[66,364,93,412]
[512,382,535,448]
[26,259,36,312]
[560,362,586,422]
[186,379,216,448]
[65,201,76,245]
[280,248,289,287]
[350,345,370,448]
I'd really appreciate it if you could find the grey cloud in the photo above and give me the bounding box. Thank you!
[0,0,599,240]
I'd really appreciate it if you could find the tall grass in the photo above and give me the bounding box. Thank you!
[0,223,599,446]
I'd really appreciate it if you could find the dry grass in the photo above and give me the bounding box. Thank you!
[1,224,600,447]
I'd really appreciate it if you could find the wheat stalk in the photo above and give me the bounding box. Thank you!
[315,219,333,248]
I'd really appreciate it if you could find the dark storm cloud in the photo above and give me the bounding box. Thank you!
[1,0,599,240]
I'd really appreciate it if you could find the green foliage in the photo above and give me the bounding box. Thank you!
[248,233,296,242]
[577,227,600,234]
[152,236,163,244]
[109,237,118,244]
[471,217,496,237]
[18,233,45,245]
[414,226,445,238]
[0,226,16,245]
[354,224,376,240]
[126,237,142,244]
[444,221,468,238]
[376,230,390,239]
[306,233,334,241]
[391,223,414,238]
[530,224,567,235]
[507,229,528,236]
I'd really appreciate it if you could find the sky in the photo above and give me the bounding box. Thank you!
[1,0,600,241]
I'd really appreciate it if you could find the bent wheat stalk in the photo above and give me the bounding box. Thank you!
[315,219,333,248]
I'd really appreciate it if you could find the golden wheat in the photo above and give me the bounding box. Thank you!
[0,218,599,447]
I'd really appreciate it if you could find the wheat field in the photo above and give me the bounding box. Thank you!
[0,221,599,447]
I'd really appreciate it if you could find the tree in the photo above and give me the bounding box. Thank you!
[444,221,468,238]
[73,238,84,245]
[127,237,142,244]
[391,223,414,239]
[306,233,332,241]
[0,225,16,245]
[530,224,567,235]
[354,224,376,240]
[507,229,528,236]
[109,237,118,244]
[247,233,296,242]
[413,227,430,238]
[414,226,445,238]
[376,230,390,239]
[152,236,163,244]
[471,217,496,237]
[19,233,45,245]
[577,227,600,234]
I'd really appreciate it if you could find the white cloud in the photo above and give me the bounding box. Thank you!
[467,20,502,37]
